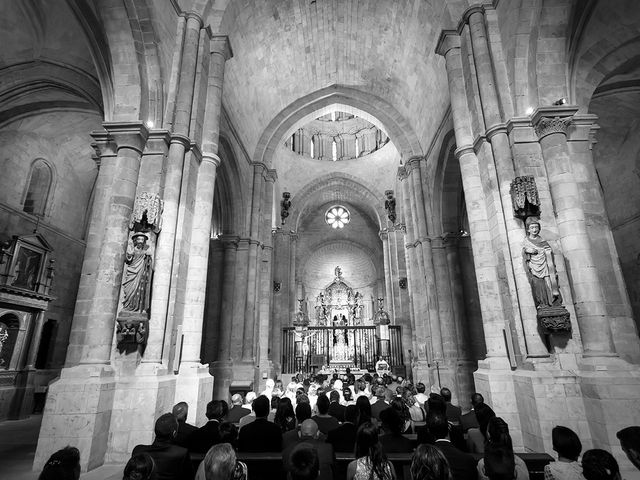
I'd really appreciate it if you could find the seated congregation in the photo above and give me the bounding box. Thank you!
[38,373,640,480]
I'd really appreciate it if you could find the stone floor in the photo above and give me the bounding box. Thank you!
[0,415,123,480]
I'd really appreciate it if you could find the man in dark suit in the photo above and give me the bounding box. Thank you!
[288,443,320,480]
[188,399,227,453]
[225,393,250,424]
[132,413,194,480]
[283,419,335,480]
[428,411,478,480]
[371,386,390,420]
[327,390,345,422]
[326,405,358,453]
[379,408,414,453]
[171,402,197,448]
[461,393,483,432]
[440,387,462,425]
[238,394,282,452]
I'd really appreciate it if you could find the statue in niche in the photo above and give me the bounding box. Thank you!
[122,232,153,313]
[522,217,562,308]
[385,190,396,224]
[334,265,343,280]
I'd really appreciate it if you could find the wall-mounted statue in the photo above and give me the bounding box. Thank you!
[281,192,292,225]
[522,217,562,308]
[522,216,570,336]
[384,190,396,224]
[122,233,153,313]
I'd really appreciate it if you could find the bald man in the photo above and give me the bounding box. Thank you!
[283,420,335,480]
[226,394,250,424]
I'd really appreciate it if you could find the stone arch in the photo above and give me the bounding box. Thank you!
[253,85,424,168]
[289,172,384,232]
[431,130,460,236]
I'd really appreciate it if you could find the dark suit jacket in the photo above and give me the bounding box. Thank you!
[226,404,250,424]
[187,419,220,453]
[132,440,194,480]
[326,422,357,453]
[461,410,479,432]
[446,402,463,425]
[283,437,335,480]
[327,402,346,422]
[311,415,340,435]
[371,399,390,420]
[238,417,283,452]
[380,433,414,453]
[434,439,478,480]
[174,421,197,449]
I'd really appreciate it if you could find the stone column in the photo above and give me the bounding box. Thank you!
[147,12,203,366]
[532,107,614,356]
[231,239,250,360]
[379,231,394,313]
[436,31,511,364]
[81,122,149,365]
[408,156,444,363]
[258,170,276,381]
[211,236,238,402]
[242,164,266,363]
[289,233,298,320]
[35,122,148,472]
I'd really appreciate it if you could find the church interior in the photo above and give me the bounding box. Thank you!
[0,0,640,476]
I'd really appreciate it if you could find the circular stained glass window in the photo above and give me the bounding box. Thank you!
[325,205,350,229]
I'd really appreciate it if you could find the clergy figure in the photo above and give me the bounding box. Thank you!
[522,217,562,308]
[122,232,153,313]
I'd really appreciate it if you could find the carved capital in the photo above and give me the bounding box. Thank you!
[210,34,233,60]
[435,30,460,57]
[531,106,579,140]
[144,130,171,155]
[201,152,221,167]
[102,121,149,154]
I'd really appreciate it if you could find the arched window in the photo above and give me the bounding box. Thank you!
[310,137,315,159]
[23,159,52,216]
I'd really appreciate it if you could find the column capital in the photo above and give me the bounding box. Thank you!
[459,4,490,29]
[219,235,239,248]
[102,121,149,154]
[435,30,460,57]
[210,34,233,60]
[454,145,475,159]
[183,11,204,28]
[397,166,408,180]
[265,169,278,183]
[144,129,171,155]
[90,130,117,165]
[252,162,268,175]
[531,106,579,140]
[170,133,192,150]
[379,230,389,241]
[201,152,221,167]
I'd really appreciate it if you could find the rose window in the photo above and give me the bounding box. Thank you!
[325,206,350,229]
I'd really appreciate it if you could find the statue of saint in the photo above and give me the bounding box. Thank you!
[522,217,562,308]
[334,265,342,279]
[122,232,153,313]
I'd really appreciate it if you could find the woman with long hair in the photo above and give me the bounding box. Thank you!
[477,417,529,480]
[410,444,451,480]
[346,422,396,480]
[355,395,373,428]
[275,396,297,432]
[390,397,412,434]
[195,443,247,480]
[122,453,154,480]
[467,402,496,454]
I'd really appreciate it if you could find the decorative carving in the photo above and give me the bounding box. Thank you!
[373,298,390,326]
[115,318,148,355]
[399,277,407,289]
[280,192,291,225]
[384,190,396,224]
[537,306,571,334]
[273,281,281,292]
[130,192,163,233]
[510,176,541,221]
[533,116,572,140]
